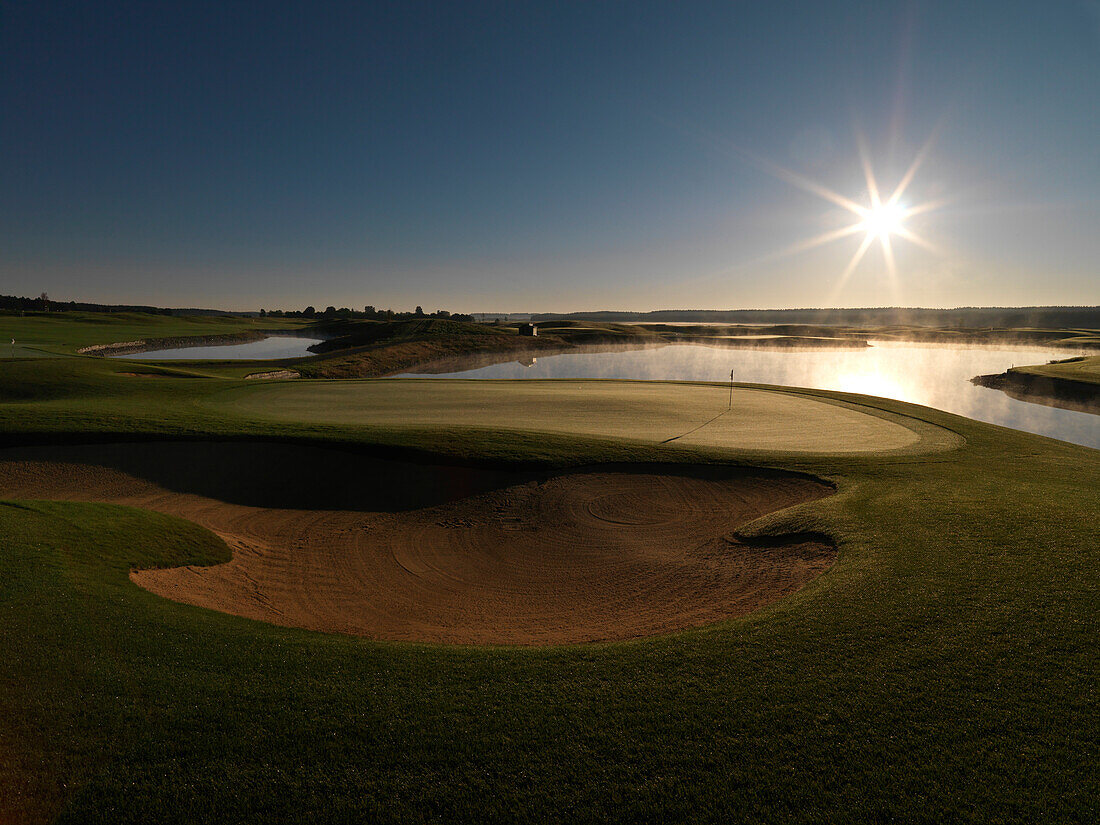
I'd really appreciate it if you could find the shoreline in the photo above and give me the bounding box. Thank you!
[971,371,1100,415]
[76,329,324,357]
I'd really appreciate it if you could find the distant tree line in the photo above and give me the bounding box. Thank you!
[262,305,474,322]
[0,293,181,315]
[0,293,475,322]
[0,293,250,316]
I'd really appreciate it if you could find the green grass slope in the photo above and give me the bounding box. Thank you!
[972,354,1100,415]
[1013,354,1100,386]
[0,355,1098,823]
[0,311,309,357]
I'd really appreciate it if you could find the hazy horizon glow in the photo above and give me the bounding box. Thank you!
[2,1,1097,312]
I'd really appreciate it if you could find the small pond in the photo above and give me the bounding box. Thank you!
[402,341,1100,449]
[114,336,324,361]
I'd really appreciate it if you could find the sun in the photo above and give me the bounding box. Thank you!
[728,131,943,299]
[859,199,906,239]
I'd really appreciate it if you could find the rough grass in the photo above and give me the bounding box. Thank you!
[297,336,560,379]
[307,317,506,352]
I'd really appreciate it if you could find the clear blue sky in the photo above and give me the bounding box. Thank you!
[2,1,1097,311]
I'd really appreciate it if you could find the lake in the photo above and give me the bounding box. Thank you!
[115,336,324,360]
[402,341,1099,449]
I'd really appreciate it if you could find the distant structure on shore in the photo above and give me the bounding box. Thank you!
[518,323,538,337]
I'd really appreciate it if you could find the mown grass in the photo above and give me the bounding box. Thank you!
[0,344,1098,822]
[208,378,956,455]
[1013,354,1100,386]
[0,311,309,356]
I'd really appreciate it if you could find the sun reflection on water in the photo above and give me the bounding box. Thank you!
[835,371,912,402]
[403,341,1100,449]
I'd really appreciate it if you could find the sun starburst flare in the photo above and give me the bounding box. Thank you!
[727,130,944,302]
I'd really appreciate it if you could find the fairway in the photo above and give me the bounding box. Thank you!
[1,345,60,359]
[212,379,955,454]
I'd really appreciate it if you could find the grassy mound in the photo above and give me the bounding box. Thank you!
[308,317,506,352]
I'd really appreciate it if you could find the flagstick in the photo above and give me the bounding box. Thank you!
[728,368,734,409]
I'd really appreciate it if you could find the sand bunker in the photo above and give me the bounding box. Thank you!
[0,443,836,645]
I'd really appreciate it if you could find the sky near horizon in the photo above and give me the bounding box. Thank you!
[2,1,1098,312]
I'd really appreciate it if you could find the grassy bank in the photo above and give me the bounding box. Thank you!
[1012,354,1100,386]
[973,354,1100,415]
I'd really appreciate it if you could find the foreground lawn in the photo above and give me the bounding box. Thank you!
[0,354,1098,823]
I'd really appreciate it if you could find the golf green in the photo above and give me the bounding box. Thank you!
[210,379,960,454]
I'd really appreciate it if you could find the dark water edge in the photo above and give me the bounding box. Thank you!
[972,372,1100,416]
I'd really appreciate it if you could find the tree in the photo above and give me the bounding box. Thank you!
[39,292,49,311]
[303,306,316,318]
[414,305,424,317]
[323,306,337,318]
[364,305,375,316]
[259,308,266,317]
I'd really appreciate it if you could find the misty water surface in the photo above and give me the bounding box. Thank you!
[116,336,324,360]
[404,342,1099,449]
